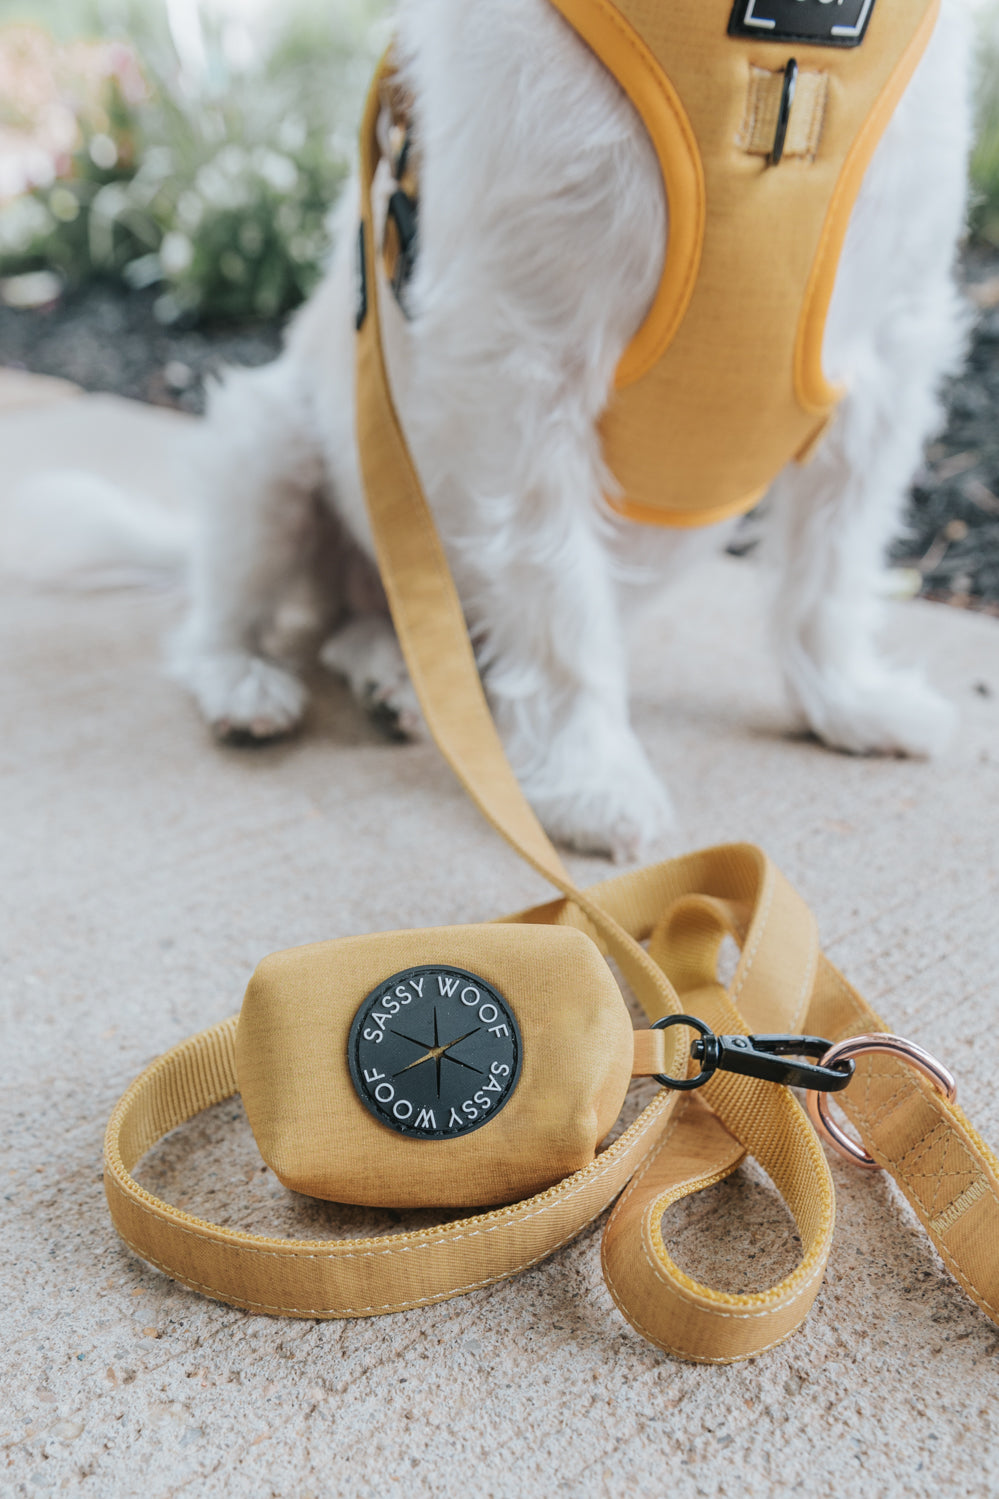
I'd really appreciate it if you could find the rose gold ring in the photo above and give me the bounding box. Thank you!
[806,1033,958,1170]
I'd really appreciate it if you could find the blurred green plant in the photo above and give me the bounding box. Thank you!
[0,0,386,320]
[971,7,999,246]
[2,0,998,323]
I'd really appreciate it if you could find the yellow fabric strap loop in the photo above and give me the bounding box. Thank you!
[507,856,999,1354]
[801,952,999,1325]
[508,846,834,1360]
[104,1013,677,1320]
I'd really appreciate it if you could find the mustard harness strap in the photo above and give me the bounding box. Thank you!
[105,63,999,1362]
[559,0,939,526]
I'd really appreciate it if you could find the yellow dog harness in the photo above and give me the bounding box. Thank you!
[381,0,938,525]
[105,0,999,1366]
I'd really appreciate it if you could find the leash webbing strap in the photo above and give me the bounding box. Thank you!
[103,1011,677,1322]
[103,844,999,1357]
[103,65,999,1361]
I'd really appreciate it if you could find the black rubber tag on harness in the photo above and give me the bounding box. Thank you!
[728,0,876,48]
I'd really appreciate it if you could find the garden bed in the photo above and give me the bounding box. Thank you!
[898,244,999,612]
[1,246,998,610]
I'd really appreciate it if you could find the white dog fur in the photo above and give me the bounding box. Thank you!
[168,0,972,859]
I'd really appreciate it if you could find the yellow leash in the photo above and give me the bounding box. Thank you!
[103,60,999,1363]
[104,844,999,1360]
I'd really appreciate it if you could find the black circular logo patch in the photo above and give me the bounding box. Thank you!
[348,965,522,1139]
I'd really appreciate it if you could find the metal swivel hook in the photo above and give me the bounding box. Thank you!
[651,1013,855,1093]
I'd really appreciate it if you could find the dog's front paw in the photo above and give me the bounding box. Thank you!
[320,616,424,742]
[170,648,307,741]
[794,667,957,759]
[525,740,674,863]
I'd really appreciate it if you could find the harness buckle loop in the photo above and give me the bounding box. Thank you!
[769,57,799,167]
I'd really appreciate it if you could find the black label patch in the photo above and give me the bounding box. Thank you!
[348,965,522,1140]
[728,0,876,48]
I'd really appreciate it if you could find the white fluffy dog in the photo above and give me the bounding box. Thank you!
[169,0,972,859]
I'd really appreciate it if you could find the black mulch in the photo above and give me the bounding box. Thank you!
[1,252,998,610]
[897,245,999,614]
[0,282,282,414]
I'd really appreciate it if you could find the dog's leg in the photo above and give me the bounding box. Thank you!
[320,614,423,741]
[410,412,674,860]
[169,359,324,739]
[318,511,672,856]
[481,529,674,863]
[769,375,960,759]
[283,183,428,745]
[302,220,671,855]
[322,385,671,856]
[769,11,970,758]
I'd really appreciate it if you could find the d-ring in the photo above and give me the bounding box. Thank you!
[806,1033,957,1169]
[651,1014,715,1091]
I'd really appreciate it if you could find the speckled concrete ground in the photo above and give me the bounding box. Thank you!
[1,386,998,1498]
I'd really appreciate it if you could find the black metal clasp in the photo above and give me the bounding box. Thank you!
[652,1014,855,1093]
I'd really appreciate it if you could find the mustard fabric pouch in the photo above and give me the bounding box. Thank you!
[236,922,634,1209]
